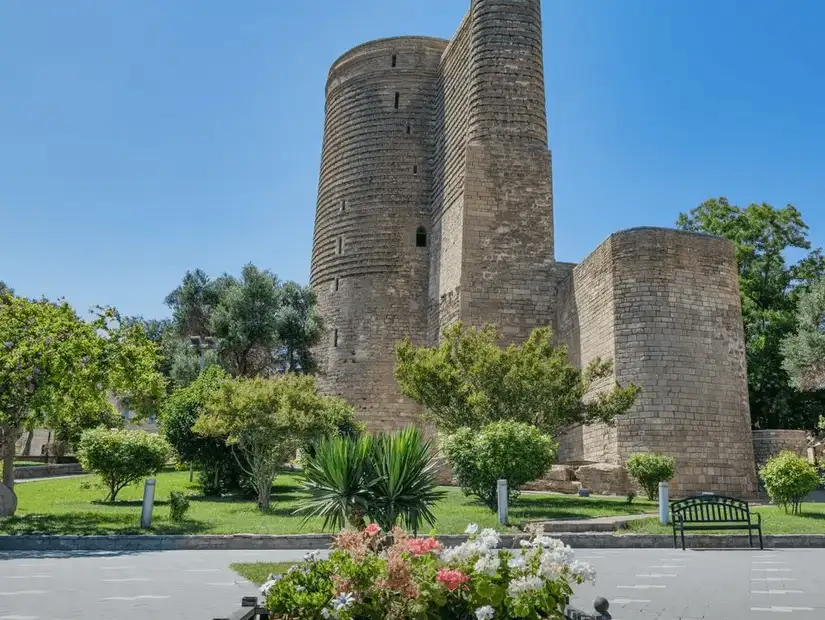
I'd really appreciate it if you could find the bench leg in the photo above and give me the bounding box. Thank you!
[749,529,753,548]
[672,525,677,550]
[759,526,764,550]
[680,525,686,551]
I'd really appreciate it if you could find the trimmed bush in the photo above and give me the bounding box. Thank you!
[77,428,170,501]
[626,453,675,500]
[759,451,820,515]
[169,491,191,522]
[442,421,557,511]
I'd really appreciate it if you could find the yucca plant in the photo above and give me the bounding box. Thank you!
[369,427,445,534]
[296,426,445,533]
[295,434,377,530]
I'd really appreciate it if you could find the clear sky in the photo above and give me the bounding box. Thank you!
[2,0,824,320]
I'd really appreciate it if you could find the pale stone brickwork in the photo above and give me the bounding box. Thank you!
[309,0,759,496]
[752,430,809,469]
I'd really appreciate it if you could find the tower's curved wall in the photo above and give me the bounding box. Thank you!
[310,37,448,432]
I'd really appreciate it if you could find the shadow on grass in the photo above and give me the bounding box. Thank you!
[505,495,654,521]
[0,512,209,536]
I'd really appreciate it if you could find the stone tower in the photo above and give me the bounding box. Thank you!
[309,0,758,497]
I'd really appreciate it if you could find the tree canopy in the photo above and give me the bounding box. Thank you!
[677,197,825,430]
[194,374,356,511]
[0,296,165,513]
[782,277,825,392]
[159,263,323,384]
[395,323,640,436]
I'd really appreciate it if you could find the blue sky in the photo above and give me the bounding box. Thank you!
[2,0,824,320]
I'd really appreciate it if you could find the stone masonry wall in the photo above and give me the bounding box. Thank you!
[610,228,757,498]
[752,429,809,469]
[311,37,448,431]
[554,243,618,464]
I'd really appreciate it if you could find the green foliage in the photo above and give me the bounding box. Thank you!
[626,453,676,500]
[168,491,191,522]
[0,281,13,298]
[298,427,446,533]
[782,277,825,392]
[77,428,170,501]
[163,264,323,382]
[758,451,820,515]
[159,367,244,495]
[368,427,445,533]
[194,374,354,511]
[262,527,594,620]
[442,421,557,511]
[625,491,637,505]
[395,323,640,436]
[0,296,165,511]
[677,198,825,430]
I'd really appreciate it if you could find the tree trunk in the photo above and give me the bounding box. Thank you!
[0,428,20,516]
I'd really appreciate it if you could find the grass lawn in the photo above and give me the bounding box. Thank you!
[625,503,825,535]
[0,469,655,536]
[232,561,296,585]
[12,460,46,468]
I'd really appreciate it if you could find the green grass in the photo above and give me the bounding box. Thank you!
[625,503,825,535]
[0,469,654,536]
[12,460,46,468]
[232,562,297,585]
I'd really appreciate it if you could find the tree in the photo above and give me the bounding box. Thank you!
[0,282,13,298]
[77,428,170,501]
[677,198,825,430]
[159,366,245,495]
[758,451,820,515]
[0,296,165,515]
[626,453,676,500]
[194,374,355,511]
[442,421,557,510]
[162,264,323,381]
[782,277,825,392]
[395,323,640,436]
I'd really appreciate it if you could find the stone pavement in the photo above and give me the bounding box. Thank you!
[571,548,825,619]
[0,548,300,620]
[1,547,824,619]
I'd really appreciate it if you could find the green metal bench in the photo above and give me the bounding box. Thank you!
[671,494,763,550]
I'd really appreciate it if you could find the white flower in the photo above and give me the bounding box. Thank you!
[287,564,301,573]
[441,540,489,563]
[332,592,355,611]
[519,539,534,548]
[260,577,280,596]
[475,605,495,620]
[538,558,562,581]
[474,554,499,577]
[477,528,501,550]
[321,608,332,619]
[304,550,321,562]
[507,576,544,597]
[465,523,480,535]
[295,585,306,592]
[570,560,596,584]
[507,556,526,571]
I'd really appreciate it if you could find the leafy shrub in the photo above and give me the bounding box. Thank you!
[442,421,557,510]
[169,491,191,522]
[626,453,676,500]
[262,524,595,620]
[759,451,820,515]
[77,428,170,501]
[297,427,445,532]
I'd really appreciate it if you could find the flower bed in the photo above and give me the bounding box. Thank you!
[260,524,596,619]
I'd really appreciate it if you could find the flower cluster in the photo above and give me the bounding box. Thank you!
[262,523,595,619]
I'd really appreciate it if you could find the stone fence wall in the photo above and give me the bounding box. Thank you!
[752,430,809,469]
[14,463,83,480]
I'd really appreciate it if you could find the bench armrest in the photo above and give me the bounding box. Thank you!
[754,512,762,524]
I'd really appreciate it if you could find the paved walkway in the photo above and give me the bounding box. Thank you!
[1,547,824,619]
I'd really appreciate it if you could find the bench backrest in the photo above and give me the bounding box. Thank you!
[671,494,752,523]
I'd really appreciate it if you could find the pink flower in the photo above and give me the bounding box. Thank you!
[436,568,470,592]
[407,537,442,556]
[364,523,381,537]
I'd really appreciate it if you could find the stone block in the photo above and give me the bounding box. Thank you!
[575,463,630,496]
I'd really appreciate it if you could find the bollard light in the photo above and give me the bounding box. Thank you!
[658,481,669,525]
[497,479,508,525]
[140,478,156,529]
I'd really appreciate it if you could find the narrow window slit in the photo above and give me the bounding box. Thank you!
[416,226,428,248]
[394,92,400,109]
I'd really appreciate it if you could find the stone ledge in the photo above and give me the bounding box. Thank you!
[3,532,825,551]
[13,463,84,480]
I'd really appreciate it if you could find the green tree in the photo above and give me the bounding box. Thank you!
[0,297,165,514]
[163,264,323,381]
[758,450,820,515]
[782,277,825,392]
[77,428,170,501]
[626,453,676,500]
[395,323,639,435]
[677,198,825,430]
[159,366,245,495]
[0,282,13,298]
[194,374,355,511]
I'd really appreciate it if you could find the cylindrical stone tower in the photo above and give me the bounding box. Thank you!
[310,36,448,432]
